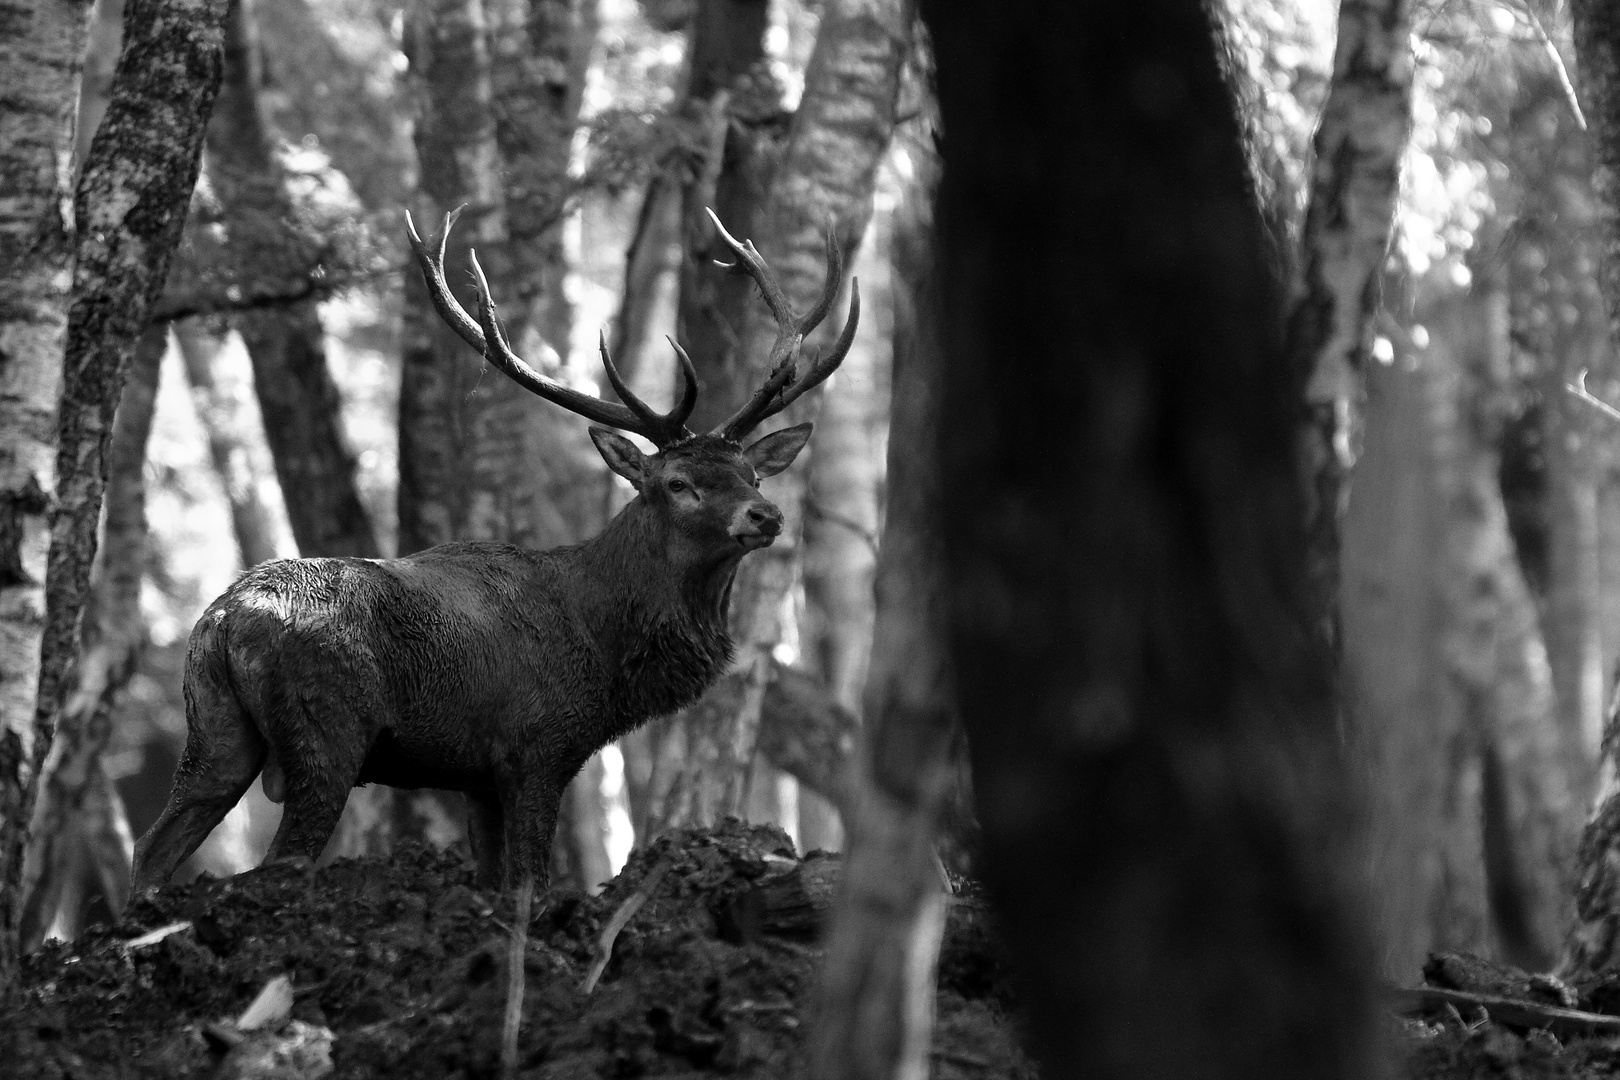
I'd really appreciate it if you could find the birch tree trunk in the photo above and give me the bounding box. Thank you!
[173,319,282,570]
[649,0,911,833]
[19,320,163,950]
[798,207,894,853]
[2,0,228,987]
[0,0,96,917]
[922,0,1378,1075]
[208,0,380,561]
[1286,0,1414,647]
[810,151,946,1080]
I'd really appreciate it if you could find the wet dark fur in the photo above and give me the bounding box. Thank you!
[132,433,798,892]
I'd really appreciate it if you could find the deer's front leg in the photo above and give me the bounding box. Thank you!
[501,778,562,896]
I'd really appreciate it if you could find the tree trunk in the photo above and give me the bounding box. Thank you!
[2,0,228,988]
[797,200,894,853]
[1542,0,1620,979]
[1342,331,1490,980]
[173,318,283,570]
[399,0,503,558]
[922,1,1379,1076]
[1439,293,1579,971]
[19,320,163,950]
[649,0,911,834]
[1285,0,1414,649]
[810,150,948,1080]
[1572,1,1620,348]
[1543,339,1606,775]
[0,0,96,937]
[209,0,380,561]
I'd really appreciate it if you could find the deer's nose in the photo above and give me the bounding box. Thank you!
[748,504,783,535]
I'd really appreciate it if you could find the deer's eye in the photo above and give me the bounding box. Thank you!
[668,478,687,493]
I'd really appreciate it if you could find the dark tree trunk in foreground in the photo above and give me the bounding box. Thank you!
[811,156,950,1080]
[1557,0,1620,981]
[922,2,1378,1076]
[209,0,379,560]
[1286,0,1413,650]
[19,322,164,950]
[1,0,228,988]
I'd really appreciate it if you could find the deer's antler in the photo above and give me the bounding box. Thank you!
[704,208,861,442]
[408,209,697,448]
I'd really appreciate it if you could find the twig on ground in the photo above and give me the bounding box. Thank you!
[122,921,192,950]
[500,878,535,1080]
[580,857,674,995]
[1391,985,1620,1039]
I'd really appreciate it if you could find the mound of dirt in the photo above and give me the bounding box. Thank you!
[4,821,1033,1079]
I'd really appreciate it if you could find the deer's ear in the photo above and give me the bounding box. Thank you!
[590,427,647,485]
[743,423,813,478]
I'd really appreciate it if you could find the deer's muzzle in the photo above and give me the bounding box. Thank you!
[730,502,784,550]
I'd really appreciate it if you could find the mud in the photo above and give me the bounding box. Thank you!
[4,821,1031,1079]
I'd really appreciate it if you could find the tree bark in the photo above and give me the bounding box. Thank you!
[173,318,282,570]
[673,0,777,434]
[650,0,911,834]
[797,202,895,852]
[399,0,504,558]
[1342,330,1490,980]
[1285,0,1414,649]
[0,0,96,897]
[209,0,380,561]
[1563,0,1620,981]
[922,1,1379,1076]
[1572,0,1620,348]
[19,320,163,950]
[2,0,228,988]
[810,152,948,1080]
[1437,294,1579,971]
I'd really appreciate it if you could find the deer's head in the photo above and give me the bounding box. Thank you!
[407,207,860,566]
[590,428,810,565]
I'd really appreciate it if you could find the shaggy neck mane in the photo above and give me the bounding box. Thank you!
[575,495,740,645]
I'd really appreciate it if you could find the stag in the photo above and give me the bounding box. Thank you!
[131,209,859,900]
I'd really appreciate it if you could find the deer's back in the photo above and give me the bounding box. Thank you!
[193,545,612,770]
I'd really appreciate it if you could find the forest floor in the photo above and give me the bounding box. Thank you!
[11,818,1620,1079]
[4,820,1031,1079]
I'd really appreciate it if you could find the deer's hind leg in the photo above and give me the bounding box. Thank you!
[131,680,267,892]
[261,686,378,865]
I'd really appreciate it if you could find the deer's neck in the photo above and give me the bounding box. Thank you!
[570,500,739,723]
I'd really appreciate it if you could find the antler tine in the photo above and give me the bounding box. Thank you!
[595,332,697,446]
[454,246,657,439]
[716,279,860,442]
[666,337,700,431]
[705,208,861,441]
[794,226,845,338]
[705,207,795,329]
[406,208,485,353]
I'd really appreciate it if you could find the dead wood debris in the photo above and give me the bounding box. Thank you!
[581,855,674,994]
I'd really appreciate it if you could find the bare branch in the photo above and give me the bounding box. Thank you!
[1568,369,1620,423]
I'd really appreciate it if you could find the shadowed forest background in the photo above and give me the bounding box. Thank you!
[15,0,1620,1076]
